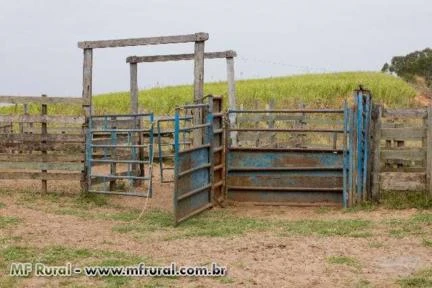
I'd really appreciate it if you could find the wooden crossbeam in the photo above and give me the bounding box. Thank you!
[126,50,237,63]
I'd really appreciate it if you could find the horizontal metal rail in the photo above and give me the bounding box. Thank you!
[91,174,151,180]
[177,163,211,178]
[90,113,153,118]
[227,186,343,192]
[228,166,343,172]
[90,128,152,133]
[90,144,149,148]
[90,159,150,164]
[178,144,211,155]
[228,147,344,153]
[179,103,209,109]
[228,128,344,133]
[178,184,212,201]
[228,109,344,114]
[88,190,150,197]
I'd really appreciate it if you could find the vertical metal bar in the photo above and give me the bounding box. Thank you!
[109,116,117,191]
[157,120,164,183]
[149,113,154,197]
[356,91,364,202]
[207,96,215,204]
[362,95,371,201]
[173,109,180,225]
[86,115,93,192]
[348,107,354,207]
[342,101,348,208]
[41,94,48,194]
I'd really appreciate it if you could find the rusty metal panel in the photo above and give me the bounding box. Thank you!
[226,149,343,203]
[173,100,214,225]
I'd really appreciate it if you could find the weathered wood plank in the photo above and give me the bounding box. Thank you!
[0,96,83,105]
[380,149,426,161]
[0,134,84,143]
[383,108,427,118]
[0,154,83,162]
[427,106,432,194]
[130,63,139,114]
[0,161,83,171]
[381,128,426,140]
[0,115,84,124]
[126,50,237,63]
[78,33,209,49]
[380,172,426,191]
[0,172,82,180]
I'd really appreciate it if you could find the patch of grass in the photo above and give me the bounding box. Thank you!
[344,201,378,213]
[385,213,432,238]
[368,241,384,248]
[0,202,5,208]
[281,219,372,237]
[0,216,21,229]
[422,238,432,248]
[1,72,416,117]
[355,279,372,288]
[75,193,109,207]
[398,268,432,287]
[113,209,271,239]
[327,255,361,268]
[381,191,432,209]
[315,206,333,214]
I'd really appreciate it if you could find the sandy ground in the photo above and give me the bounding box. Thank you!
[1,165,432,287]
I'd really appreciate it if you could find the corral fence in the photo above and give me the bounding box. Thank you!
[0,95,84,193]
[371,106,432,197]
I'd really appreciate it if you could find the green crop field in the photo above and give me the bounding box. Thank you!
[1,72,417,115]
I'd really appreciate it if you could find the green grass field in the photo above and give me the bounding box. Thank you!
[1,72,417,115]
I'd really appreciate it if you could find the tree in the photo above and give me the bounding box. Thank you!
[382,48,432,87]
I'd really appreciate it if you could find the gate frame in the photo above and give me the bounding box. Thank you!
[78,33,209,192]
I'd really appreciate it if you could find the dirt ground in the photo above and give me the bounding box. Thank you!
[1,165,432,288]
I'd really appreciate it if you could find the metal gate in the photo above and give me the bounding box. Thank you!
[225,105,353,207]
[86,113,154,196]
[173,100,214,225]
[352,87,372,203]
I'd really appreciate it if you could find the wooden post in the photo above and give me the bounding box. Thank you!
[193,40,205,146]
[82,48,93,193]
[130,63,138,114]
[226,55,237,146]
[371,105,382,200]
[41,94,48,194]
[426,106,432,195]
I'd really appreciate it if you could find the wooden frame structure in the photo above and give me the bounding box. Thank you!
[126,50,238,143]
[78,33,209,191]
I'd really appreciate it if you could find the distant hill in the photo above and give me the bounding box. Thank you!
[0,72,418,115]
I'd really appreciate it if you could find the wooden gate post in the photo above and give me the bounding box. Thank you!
[226,53,237,146]
[426,106,432,195]
[371,104,382,200]
[41,94,48,194]
[81,48,93,193]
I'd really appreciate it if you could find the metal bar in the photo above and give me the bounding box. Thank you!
[88,190,150,197]
[90,113,153,118]
[228,109,344,114]
[227,186,343,192]
[90,159,150,164]
[90,128,152,133]
[228,128,344,133]
[228,167,343,172]
[91,144,149,148]
[177,163,211,178]
[178,144,211,155]
[228,147,344,153]
[178,184,212,201]
[91,174,151,180]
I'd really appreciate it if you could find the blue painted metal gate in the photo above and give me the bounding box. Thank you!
[173,100,214,225]
[351,87,372,204]
[225,105,355,207]
[86,113,154,196]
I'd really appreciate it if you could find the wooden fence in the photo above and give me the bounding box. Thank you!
[0,95,84,193]
[372,107,432,197]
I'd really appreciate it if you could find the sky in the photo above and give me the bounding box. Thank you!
[0,0,431,96]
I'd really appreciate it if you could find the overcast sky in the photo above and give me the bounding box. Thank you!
[0,0,431,96]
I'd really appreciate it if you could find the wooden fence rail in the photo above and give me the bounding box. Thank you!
[371,106,432,196]
[0,95,84,193]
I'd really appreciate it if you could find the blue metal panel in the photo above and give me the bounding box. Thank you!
[86,113,154,197]
[173,100,214,225]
